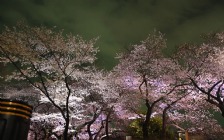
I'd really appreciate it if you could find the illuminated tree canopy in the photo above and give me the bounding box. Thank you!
[1,23,224,139]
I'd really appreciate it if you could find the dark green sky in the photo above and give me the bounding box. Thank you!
[1,0,224,69]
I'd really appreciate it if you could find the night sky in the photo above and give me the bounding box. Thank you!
[1,0,224,69]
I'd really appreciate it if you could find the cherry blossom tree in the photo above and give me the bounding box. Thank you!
[173,32,224,118]
[29,69,120,140]
[112,31,191,139]
[112,31,224,139]
[0,22,99,140]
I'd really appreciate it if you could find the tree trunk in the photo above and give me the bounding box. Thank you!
[105,108,112,140]
[162,107,169,140]
[87,123,93,140]
[63,118,69,140]
[85,109,102,140]
[93,121,104,140]
[142,99,152,139]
